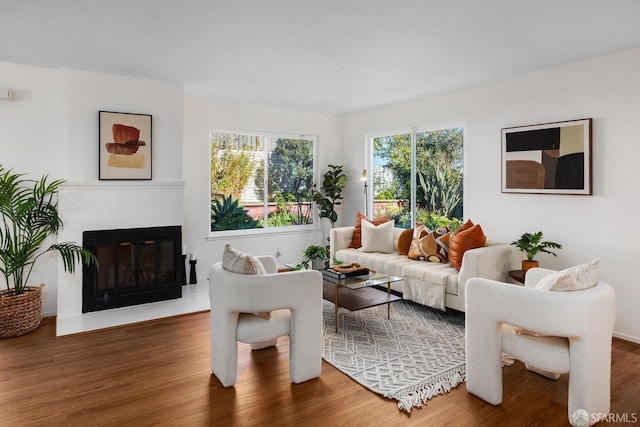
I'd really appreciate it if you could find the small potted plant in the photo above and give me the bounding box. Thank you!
[295,245,329,270]
[510,231,563,272]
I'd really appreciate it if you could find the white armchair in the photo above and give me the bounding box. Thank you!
[465,267,616,427]
[209,255,323,387]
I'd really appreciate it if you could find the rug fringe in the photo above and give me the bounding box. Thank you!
[395,369,466,413]
[501,352,515,366]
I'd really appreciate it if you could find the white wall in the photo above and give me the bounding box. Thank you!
[0,63,185,331]
[54,69,185,334]
[342,47,640,342]
[182,97,343,271]
[0,62,59,312]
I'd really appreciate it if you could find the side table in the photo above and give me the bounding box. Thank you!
[508,269,525,285]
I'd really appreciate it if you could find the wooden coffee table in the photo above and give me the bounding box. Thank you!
[321,271,403,332]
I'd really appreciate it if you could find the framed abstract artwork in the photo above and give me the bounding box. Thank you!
[501,118,592,195]
[99,111,152,180]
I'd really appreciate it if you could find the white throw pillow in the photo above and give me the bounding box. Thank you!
[222,242,267,275]
[359,219,395,253]
[535,259,600,292]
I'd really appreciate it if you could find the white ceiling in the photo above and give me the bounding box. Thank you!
[2,0,640,114]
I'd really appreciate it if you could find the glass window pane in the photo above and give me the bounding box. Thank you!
[265,138,314,227]
[372,133,412,228]
[210,132,263,232]
[372,127,464,231]
[415,128,464,229]
[210,131,316,233]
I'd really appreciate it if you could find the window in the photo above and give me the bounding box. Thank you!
[210,131,316,233]
[371,125,463,230]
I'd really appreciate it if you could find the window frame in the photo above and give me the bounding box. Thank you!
[208,129,319,239]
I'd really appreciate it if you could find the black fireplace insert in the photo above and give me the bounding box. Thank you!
[82,226,182,313]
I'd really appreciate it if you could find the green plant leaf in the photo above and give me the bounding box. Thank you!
[0,164,98,295]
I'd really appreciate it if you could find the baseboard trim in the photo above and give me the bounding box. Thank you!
[613,332,640,345]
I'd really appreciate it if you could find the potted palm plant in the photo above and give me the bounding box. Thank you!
[510,231,562,273]
[0,165,97,338]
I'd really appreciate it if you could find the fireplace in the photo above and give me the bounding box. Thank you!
[82,226,182,313]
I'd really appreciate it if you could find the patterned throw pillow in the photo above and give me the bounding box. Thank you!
[221,243,271,319]
[448,220,487,270]
[407,222,451,263]
[348,211,392,249]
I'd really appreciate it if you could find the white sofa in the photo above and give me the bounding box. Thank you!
[330,226,521,312]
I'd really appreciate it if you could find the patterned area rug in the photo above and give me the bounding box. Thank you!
[322,299,466,412]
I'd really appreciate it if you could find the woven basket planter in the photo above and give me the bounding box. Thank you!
[0,284,45,339]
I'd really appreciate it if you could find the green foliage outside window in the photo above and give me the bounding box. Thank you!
[254,138,313,203]
[373,127,464,226]
[211,195,259,231]
[210,138,256,201]
[265,192,313,227]
[210,132,316,232]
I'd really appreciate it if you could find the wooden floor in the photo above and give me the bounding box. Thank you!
[1,313,638,427]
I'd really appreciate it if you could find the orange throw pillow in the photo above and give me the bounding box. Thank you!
[348,211,392,249]
[397,228,414,255]
[448,222,487,270]
[457,219,475,233]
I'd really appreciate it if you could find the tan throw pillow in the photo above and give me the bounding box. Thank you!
[535,259,600,292]
[448,222,487,270]
[407,223,451,262]
[222,242,267,275]
[221,243,270,319]
[348,211,392,249]
[360,219,395,253]
[397,228,414,255]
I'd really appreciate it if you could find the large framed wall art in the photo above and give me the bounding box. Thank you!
[99,111,152,180]
[501,118,592,195]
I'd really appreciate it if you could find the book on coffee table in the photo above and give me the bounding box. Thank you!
[323,267,370,280]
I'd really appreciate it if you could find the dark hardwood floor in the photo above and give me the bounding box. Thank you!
[1,313,638,426]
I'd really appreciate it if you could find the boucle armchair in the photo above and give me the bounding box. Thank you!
[465,267,616,427]
[209,255,323,387]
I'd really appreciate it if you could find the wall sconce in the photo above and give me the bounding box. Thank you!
[0,87,16,102]
[361,169,368,217]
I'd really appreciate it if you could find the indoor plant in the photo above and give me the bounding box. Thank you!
[310,164,347,228]
[0,165,97,338]
[294,245,329,270]
[510,231,562,272]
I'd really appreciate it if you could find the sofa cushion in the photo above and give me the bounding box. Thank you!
[334,248,459,296]
[348,211,392,249]
[360,219,395,253]
[448,222,487,270]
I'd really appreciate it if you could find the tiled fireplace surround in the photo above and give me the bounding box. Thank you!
[56,182,209,336]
